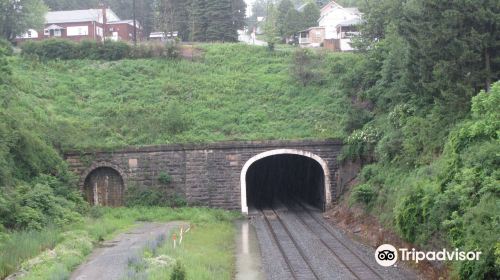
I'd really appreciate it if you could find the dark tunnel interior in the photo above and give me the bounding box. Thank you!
[246,154,325,210]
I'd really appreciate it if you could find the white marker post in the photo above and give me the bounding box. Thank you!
[179,226,184,245]
[172,233,177,249]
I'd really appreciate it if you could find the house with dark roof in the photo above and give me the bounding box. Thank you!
[16,6,142,43]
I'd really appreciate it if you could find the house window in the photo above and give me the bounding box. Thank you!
[67,26,89,36]
[44,29,49,35]
[109,27,114,31]
[27,31,32,38]
[54,29,61,37]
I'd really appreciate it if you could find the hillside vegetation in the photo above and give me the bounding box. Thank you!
[338,1,499,279]
[11,44,350,150]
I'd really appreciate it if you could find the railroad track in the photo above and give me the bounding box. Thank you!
[261,208,320,280]
[290,199,384,280]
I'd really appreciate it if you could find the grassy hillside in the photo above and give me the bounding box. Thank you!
[11,44,352,150]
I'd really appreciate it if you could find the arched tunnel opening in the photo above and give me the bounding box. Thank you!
[245,154,325,211]
[84,167,124,207]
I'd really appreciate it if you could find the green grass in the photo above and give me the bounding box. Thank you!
[0,227,60,278]
[9,43,353,150]
[0,207,240,280]
[127,222,235,280]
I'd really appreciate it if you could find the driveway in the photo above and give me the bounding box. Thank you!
[71,222,185,280]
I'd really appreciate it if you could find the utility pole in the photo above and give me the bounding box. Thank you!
[133,0,137,45]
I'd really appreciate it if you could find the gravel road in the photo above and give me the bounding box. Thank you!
[70,222,185,280]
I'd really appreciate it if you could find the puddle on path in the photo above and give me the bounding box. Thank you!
[234,219,266,280]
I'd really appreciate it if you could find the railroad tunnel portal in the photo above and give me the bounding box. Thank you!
[241,149,331,214]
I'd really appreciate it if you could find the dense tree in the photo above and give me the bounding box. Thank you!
[43,0,97,10]
[283,8,303,36]
[152,0,245,42]
[339,2,500,277]
[231,0,246,31]
[189,0,207,41]
[205,0,231,41]
[155,0,190,40]
[0,0,48,40]
[276,0,294,37]
[42,0,245,41]
[301,1,320,28]
[398,0,499,95]
[263,2,279,50]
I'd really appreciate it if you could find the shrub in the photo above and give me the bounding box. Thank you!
[124,185,186,207]
[158,172,172,184]
[162,101,189,135]
[170,194,187,208]
[21,39,78,60]
[0,173,85,231]
[77,40,99,58]
[0,44,11,84]
[350,183,376,206]
[394,187,435,244]
[89,206,105,219]
[341,125,381,160]
[125,185,164,207]
[0,39,13,56]
[170,261,186,280]
[290,48,326,86]
[97,40,130,60]
[21,39,181,61]
[164,41,180,59]
[452,196,500,280]
[129,42,180,59]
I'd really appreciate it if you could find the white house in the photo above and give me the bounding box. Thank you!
[318,1,362,51]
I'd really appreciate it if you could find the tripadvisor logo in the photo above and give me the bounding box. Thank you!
[375,244,482,267]
[375,244,398,267]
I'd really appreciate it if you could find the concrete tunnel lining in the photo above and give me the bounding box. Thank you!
[240,149,332,214]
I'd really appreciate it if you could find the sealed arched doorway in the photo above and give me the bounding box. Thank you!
[83,167,124,206]
[240,149,331,214]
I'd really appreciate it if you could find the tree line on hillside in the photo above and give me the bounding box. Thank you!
[330,0,499,278]
[0,0,246,42]
[44,0,246,42]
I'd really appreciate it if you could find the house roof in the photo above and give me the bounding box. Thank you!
[45,24,65,30]
[299,26,325,33]
[318,1,362,25]
[46,9,120,24]
[344,7,361,15]
[336,18,363,27]
[108,20,142,29]
[320,1,342,14]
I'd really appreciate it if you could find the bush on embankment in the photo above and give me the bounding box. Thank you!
[20,39,179,60]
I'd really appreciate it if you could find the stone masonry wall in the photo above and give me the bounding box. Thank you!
[65,140,343,211]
